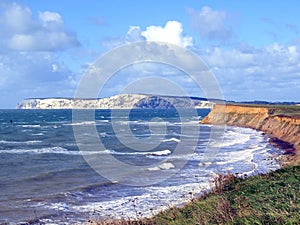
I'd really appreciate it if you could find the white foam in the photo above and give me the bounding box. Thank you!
[98,149,172,156]
[0,147,102,155]
[41,181,212,221]
[216,145,259,163]
[65,121,96,126]
[162,137,181,143]
[99,132,107,137]
[0,140,42,145]
[31,133,44,136]
[208,130,251,148]
[19,124,41,128]
[96,119,110,123]
[149,149,171,156]
[0,147,173,157]
[147,162,175,171]
[0,147,70,155]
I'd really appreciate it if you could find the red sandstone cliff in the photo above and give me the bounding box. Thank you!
[201,104,300,164]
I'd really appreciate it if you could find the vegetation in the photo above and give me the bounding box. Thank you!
[270,105,300,117]
[227,103,300,117]
[92,165,300,225]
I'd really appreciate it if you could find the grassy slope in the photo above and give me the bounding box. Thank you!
[152,166,300,225]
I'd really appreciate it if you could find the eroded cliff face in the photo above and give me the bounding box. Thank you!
[201,104,300,164]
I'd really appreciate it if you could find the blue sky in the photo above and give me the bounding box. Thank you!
[0,0,300,108]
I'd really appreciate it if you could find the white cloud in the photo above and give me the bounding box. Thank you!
[0,2,36,34]
[124,21,193,48]
[0,2,81,108]
[141,21,193,47]
[0,51,77,107]
[187,6,232,41]
[52,63,58,72]
[125,26,146,43]
[8,31,79,51]
[0,2,80,51]
[39,11,62,24]
[200,43,300,101]
[102,23,297,102]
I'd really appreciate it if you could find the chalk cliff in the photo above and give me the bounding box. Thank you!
[201,104,300,164]
[17,94,214,109]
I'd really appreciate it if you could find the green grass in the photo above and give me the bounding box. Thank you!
[226,103,300,117]
[153,165,300,225]
[93,165,300,225]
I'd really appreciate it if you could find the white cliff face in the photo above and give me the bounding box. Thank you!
[17,94,214,109]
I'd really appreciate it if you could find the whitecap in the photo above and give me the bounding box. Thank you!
[148,149,171,156]
[98,149,171,156]
[96,119,110,123]
[0,147,69,154]
[0,147,103,155]
[65,121,96,126]
[208,130,250,148]
[31,133,44,136]
[0,140,42,145]
[19,124,41,128]
[147,162,175,171]
[162,137,180,143]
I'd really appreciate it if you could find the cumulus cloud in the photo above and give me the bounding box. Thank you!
[140,21,193,48]
[0,52,73,85]
[125,26,146,43]
[0,2,80,51]
[0,51,77,107]
[103,21,193,49]
[39,11,63,24]
[200,43,300,101]
[0,2,80,108]
[187,6,232,41]
[99,21,294,102]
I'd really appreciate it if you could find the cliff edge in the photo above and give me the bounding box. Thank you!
[201,104,300,165]
[17,94,214,109]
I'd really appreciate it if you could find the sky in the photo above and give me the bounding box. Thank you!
[0,0,300,108]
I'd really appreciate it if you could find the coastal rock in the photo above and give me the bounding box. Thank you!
[201,104,300,164]
[17,94,214,109]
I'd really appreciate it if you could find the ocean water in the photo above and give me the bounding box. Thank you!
[0,109,283,224]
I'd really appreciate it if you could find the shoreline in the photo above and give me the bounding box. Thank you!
[268,137,296,166]
[89,105,300,224]
[201,104,300,166]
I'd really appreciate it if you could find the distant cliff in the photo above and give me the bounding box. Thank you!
[17,94,214,109]
[201,104,300,165]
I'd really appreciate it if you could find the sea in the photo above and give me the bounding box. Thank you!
[0,109,283,224]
